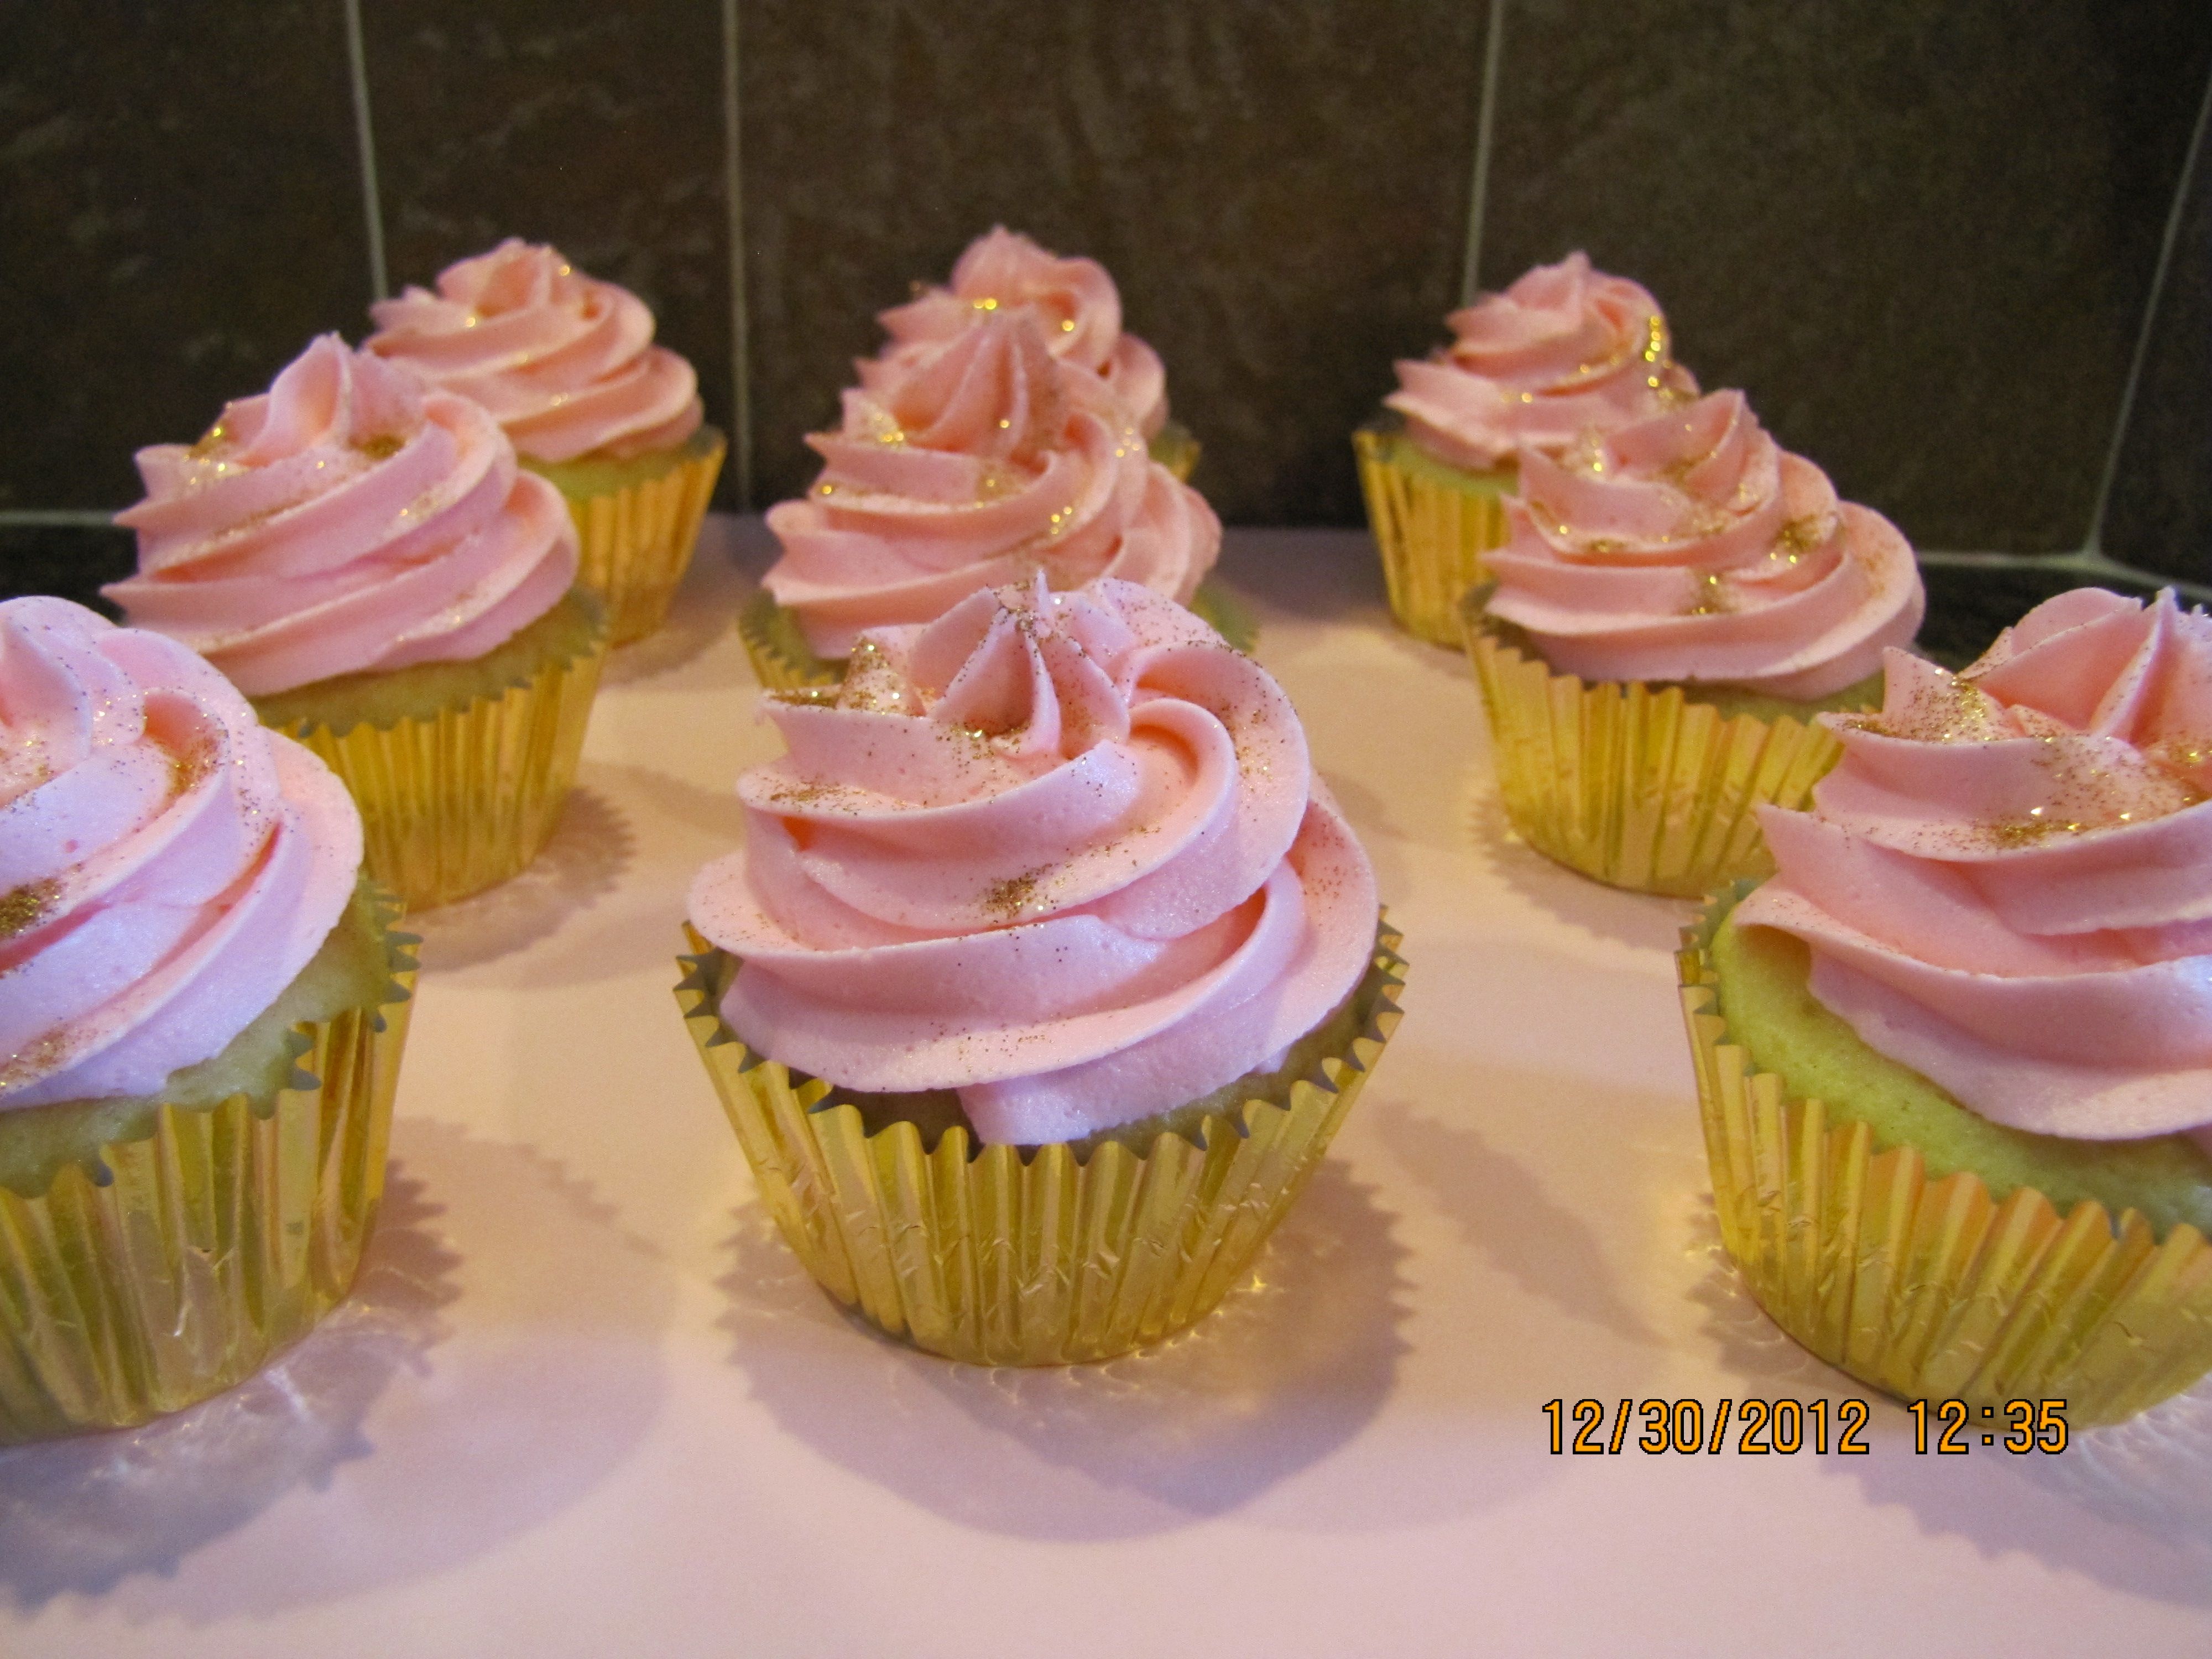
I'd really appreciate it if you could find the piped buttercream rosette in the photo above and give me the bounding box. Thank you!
[107,335,578,698]
[1386,251,1697,472]
[366,238,704,465]
[690,576,1375,1147]
[865,225,1168,440]
[0,597,361,1109]
[760,311,1219,661]
[1740,587,2212,1142]
[1484,388,1923,700]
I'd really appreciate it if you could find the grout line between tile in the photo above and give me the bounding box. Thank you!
[721,0,753,508]
[2084,56,2212,556]
[341,0,388,302]
[0,510,122,528]
[1458,0,1508,307]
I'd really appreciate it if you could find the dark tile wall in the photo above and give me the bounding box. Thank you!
[0,525,132,618]
[363,0,737,504]
[2103,101,2212,581]
[0,2,372,513]
[1483,0,2212,556]
[738,0,1485,525]
[3,0,2210,620]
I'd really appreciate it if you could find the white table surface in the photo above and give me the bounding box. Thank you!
[5,519,2210,1657]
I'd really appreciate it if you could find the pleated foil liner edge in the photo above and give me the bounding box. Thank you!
[1352,426,1510,649]
[1679,889,2212,1427]
[265,592,608,912]
[676,919,1405,1366]
[555,427,728,646]
[0,896,418,1443]
[1467,612,1845,898]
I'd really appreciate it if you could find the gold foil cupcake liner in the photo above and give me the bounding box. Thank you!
[0,893,417,1443]
[548,427,727,646]
[738,587,846,692]
[1467,608,1845,898]
[265,593,608,912]
[1680,895,2212,1426]
[675,920,1404,1365]
[1353,422,1511,647]
[739,580,1259,695]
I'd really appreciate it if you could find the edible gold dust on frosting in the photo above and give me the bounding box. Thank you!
[0,877,60,942]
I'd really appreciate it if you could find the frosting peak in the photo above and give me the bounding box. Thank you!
[1484,389,1924,698]
[1386,252,1697,471]
[1739,588,2212,1140]
[868,226,1168,438]
[367,238,704,463]
[763,317,1217,660]
[0,598,360,1109]
[108,335,577,697]
[689,577,1376,1145]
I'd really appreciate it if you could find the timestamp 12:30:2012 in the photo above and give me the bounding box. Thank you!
[1541,1397,2070,1455]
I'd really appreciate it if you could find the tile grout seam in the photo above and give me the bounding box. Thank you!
[1458,0,1508,308]
[2083,54,2212,559]
[722,0,753,508]
[341,0,388,303]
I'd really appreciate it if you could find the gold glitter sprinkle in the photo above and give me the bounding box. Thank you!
[0,878,59,942]
[355,433,405,462]
[1685,571,1733,616]
[980,866,1050,921]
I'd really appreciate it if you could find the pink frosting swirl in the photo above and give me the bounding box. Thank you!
[366,239,704,463]
[762,310,1219,660]
[1739,588,2212,1140]
[1484,389,1924,699]
[106,335,577,698]
[1,598,362,1110]
[864,226,1168,439]
[688,576,1378,1146]
[1386,252,1698,471]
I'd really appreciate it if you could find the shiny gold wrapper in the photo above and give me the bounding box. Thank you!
[534,426,727,645]
[675,921,1405,1365]
[1149,420,1201,484]
[1353,422,1512,646]
[1467,607,1846,898]
[262,594,608,912]
[1679,901,2212,1426]
[739,580,1258,695]
[0,898,416,1443]
[737,587,845,692]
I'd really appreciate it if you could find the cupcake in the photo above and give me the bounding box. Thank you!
[108,335,606,912]
[1357,252,1696,645]
[0,597,415,1441]
[1684,588,2212,1423]
[680,576,1402,1364]
[367,238,726,645]
[867,225,1197,482]
[1467,388,1923,896]
[740,309,1224,690]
